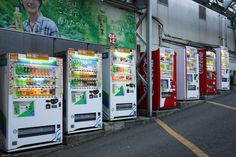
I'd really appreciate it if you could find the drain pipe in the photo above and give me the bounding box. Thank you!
[147,0,152,117]
[234,18,236,51]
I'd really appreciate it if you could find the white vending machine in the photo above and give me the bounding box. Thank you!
[102,47,137,121]
[215,46,230,90]
[57,49,102,134]
[0,53,63,152]
[176,46,199,100]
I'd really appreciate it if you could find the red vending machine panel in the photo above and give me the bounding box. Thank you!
[198,49,217,95]
[139,47,176,110]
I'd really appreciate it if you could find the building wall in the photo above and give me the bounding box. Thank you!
[138,0,236,70]
[138,0,235,51]
[0,29,104,55]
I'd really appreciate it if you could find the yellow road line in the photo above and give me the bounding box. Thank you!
[155,119,209,157]
[207,101,236,111]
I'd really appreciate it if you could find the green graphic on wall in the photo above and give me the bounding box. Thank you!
[72,91,87,105]
[113,85,125,96]
[0,0,136,49]
[14,101,35,117]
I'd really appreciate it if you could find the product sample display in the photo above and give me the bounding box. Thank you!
[56,48,102,134]
[198,49,217,95]
[215,46,230,90]
[139,47,177,110]
[0,53,63,152]
[176,46,199,100]
[102,47,137,121]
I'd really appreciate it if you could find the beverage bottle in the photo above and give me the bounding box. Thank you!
[21,65,24,75]
[38,67,42,76]
[45,68,50,76]
[23,66,27,75]
[16,88,21,97]
[30,88,34,96]
[71,80,75,87]
[16,65,20,74]
[16,65,21,75]
[30,66,33,75]
[44,67,48,76]
[27,66,31,75]
[41,68,45,76]
[13,6,23,31]
[72,93,76,103]
[71,61,74,68]
[15,78,20,86]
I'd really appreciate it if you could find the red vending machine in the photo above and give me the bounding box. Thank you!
[198,49,217,95]
[139,47,176,110]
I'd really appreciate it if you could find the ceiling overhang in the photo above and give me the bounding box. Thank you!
[101,0,147,11]
[193,0,236,20]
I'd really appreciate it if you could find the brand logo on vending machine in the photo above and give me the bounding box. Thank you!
[108,33,117,44]
[199,52,204,74]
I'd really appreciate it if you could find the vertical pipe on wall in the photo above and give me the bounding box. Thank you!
[219,14,222,45]
[147,0,152,117]
[234,18,236,51]
[224,17,227,47]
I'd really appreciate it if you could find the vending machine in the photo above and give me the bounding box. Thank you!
[215,46,230,90]
[102,47,137,121]
[56,48,102,134]
[0,53,63,152]
[198,49,217,95]
[176,46,199,100]
[139,47,176,110]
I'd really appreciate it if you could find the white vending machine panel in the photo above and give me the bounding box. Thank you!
[102,48,137,121]
[215,46,230,90]
[0,53,63,152]
[176,46,199,100]
[58,49,102,134]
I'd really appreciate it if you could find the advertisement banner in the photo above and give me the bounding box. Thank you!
[0,0,136,49]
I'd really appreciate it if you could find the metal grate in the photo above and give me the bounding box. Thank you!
[199,5,206,20]
[158,0,168,6]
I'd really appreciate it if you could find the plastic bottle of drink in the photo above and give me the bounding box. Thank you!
[13,6,23,31]
[72,93,76,103]
[20,65,24,74]
[16,65,21,74]
[15,78,19,86]
[16,65,20,74]
[16,88,21,97]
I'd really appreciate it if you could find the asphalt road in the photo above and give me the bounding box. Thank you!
[44,92,236,157]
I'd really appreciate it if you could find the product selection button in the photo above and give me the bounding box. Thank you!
[46,104,51,109]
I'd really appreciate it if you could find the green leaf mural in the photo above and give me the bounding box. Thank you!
[0,0,136,49]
